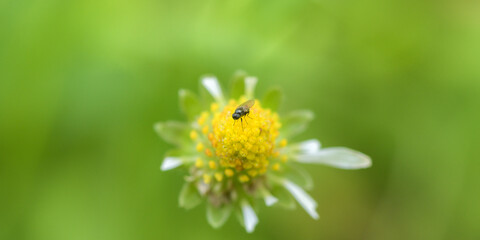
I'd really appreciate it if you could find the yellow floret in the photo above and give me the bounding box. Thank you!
[197,112,209,126]
[210,103,219,112]
[203,174,211,184]
[248,169,258,177]
[272,163,280,171]
[196,143,204,152]
[202,125,209,134]
[205,148,213,157]
[238,174,250,182]
[195,158,204,168]
[214,172,223,182]
[225,169,234,177]
[190,130,198,140]
[208,160,217,169]
[243,162,253,169]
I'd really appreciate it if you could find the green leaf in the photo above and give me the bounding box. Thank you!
[283,164,314,190]
[262,87,284,112]
[178,89,201,121]
[280,110,314,138]
[154,121,191,146]
[206,203,233,228]
[230,70,247,99]
[270,185,296,210]
[179,183,202,210]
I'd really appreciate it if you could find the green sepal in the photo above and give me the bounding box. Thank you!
[262,87,283,112]
[280,110,314,138]
[154,121,191,146]
[178,89,202,121]
[235,205,245,228]
[164,148,194,157]
[283,164,314,190]
[270,185,296,210]
[206,203,233,229]
[179,182,202,210]
[230,70,247,99]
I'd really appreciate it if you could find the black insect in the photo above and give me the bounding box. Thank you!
[232,99,255,127]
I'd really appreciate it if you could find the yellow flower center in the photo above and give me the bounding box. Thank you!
[210,99,280,175]
[192,98,283,183]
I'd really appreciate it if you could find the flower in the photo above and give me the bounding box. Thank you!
[154,72,371,233]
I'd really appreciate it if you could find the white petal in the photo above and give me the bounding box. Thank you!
[160,157,183,171]
[295,147,371,169]
[241,200,258,233]
[264,195,278,206]
[284,180,319,219]
[201,76,225,103]
[244,76,258,99]
[259,187,278,206]
[297,139,321,153]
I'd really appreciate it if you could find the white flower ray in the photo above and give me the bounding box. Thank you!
[264,195,278,206]
[245,76,257,99]
[294,147,371,169]
[160,157,183,171]
[284,180,319,219]
[241,200,259,233]
[297,139,321,153]
[201,76,225,104]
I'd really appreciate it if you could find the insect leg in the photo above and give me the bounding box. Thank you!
[241,118,244,129]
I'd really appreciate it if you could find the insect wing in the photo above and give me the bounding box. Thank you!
[238,99,255,110]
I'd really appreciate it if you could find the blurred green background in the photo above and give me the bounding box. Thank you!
[1,0,480,239]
